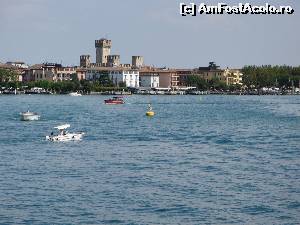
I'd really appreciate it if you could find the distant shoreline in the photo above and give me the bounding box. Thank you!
[0,90,299,96]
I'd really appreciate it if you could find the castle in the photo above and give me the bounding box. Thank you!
[80,38,144,69]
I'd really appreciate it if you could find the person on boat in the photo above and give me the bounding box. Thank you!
[148,104,152,111]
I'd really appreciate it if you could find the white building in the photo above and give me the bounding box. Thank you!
[86,67,139,88]
[139,69,160,88]
[140,73,159,88]
[110,69,139,87]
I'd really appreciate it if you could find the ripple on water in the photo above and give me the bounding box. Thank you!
[241,204,276,215]
[0,95,299,224]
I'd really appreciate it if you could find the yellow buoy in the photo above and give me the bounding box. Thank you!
[146,104,155,116]
[146,111,155,117]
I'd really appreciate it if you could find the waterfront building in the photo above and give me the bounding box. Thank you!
[26,63,62,82]
[56,66,76,81]
[158,69,180,89]
[111,69,139,88]
[176,69,193,87]
[139,68,159,88]
[138,67,182,89]
[223,69,243,86]
[86,67,139,88]
[194,62,226,83]
[85,67,109,81]
[22,64,42,82]
[156,65,243,90]
[23,63,76,82]
[76,68,86,81]
[178,63,244,87]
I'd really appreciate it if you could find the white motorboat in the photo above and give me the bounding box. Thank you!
[46,124,84,142]
[69,92,82,96]
[20,110,40,121]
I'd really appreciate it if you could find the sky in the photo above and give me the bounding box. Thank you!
[0,0,299,68]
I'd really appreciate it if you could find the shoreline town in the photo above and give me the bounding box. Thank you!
[0,38,299,96]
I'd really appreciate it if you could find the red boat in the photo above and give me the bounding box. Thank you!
[104,96,124,105]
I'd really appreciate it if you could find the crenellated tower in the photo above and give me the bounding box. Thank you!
[132,56,144,68]
[95,38,112,65]
[80,55,91,68]
[107,55,120,67]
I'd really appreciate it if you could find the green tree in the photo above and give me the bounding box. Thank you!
[0,68,18,83]
[242,65,300,88]
[80,80,92,93]
[209,77,226,90]
[186,75,207,90]
[118,81,126,87]
[98,73,114,87]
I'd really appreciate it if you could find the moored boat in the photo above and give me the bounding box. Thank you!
[69,92,82,96]
[25,87,52,94]
[104,96,124,105]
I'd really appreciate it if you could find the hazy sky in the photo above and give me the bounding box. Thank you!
[0,0,299,68]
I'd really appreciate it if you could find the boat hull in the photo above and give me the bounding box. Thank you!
[69,92,82,96]
[46,132,84,142]
[104,100,124,104]
[21,114,40,121]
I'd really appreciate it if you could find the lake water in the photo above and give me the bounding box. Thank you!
[0,95,299,224]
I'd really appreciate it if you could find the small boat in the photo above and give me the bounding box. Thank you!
[46,124,84,142]
[25,87,52,94]
[69,92,82,96]
[146,104,155,117]
[20,110,40,121]
[104,96,124,105]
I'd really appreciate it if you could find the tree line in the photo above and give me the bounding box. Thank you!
[186,65,300,90]
[242,65,300,88]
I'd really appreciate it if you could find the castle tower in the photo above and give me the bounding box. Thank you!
[132,56,144,68]
[95,38,112,65]
[107,55,120,67]
[80,55,91,68]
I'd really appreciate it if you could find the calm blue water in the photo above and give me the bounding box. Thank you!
[0,95,299,224]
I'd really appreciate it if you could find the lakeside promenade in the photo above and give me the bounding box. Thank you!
[0,88,299,96]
